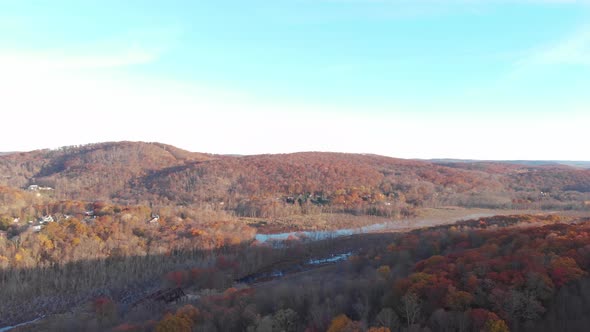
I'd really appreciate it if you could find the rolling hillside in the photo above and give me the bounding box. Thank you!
[0,142,589,217]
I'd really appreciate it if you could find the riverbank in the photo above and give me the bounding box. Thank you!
[254,206,546,244]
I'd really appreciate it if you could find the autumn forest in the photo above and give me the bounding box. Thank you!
[1,142,590,331]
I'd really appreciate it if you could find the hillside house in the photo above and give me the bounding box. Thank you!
[39,215,54,223]
[147,214,160,224]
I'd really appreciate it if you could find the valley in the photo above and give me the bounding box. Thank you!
[3,1,590,330]
[0,142,589,331]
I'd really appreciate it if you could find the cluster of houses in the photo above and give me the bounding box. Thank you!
[8,214,73,233]
[0,209,162,238]
[26,184,55,197]
[24,211,159,232]
[0,215,68,238]
[28,215,57,232]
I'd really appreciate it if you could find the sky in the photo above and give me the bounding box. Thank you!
[1,0,589,160]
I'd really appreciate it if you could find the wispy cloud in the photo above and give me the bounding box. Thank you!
[0,25,179,72]
[524,25,590,66]
[294,0,590,23]
[0,48,157,72]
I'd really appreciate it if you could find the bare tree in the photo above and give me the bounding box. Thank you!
[375,307,400,330]
[401,292,421,327]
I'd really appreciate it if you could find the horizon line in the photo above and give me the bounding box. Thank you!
[2,140,590,164]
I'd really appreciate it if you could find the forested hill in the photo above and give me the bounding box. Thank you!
[0,142,589,217]
[0,142,213,201]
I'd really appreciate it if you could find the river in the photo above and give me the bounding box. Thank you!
[0,316,44,332]
[254,211,500,244]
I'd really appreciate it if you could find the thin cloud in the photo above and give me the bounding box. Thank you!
[525,25,590,66]
[295,0,589,23]
[0,25,179,72]
[0,48,157,72]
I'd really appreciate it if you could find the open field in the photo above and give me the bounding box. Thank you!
[249,206,572,234]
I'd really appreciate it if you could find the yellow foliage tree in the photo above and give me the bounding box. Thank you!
[484,318,510,332]
[37,234,54,250]
[0,255,9,267]
[176,304,200,324]
[155,313,192,332]
[377,265,391,279]
[367,328,391,332]
[327,314,359,332]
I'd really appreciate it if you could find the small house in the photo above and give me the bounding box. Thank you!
[40,215,54,223]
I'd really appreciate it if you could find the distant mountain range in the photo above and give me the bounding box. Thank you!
[429,159,590,169]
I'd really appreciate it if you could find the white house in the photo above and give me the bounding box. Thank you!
[147,214,160,224]
[40,216,54,223]
[27,185,54,191]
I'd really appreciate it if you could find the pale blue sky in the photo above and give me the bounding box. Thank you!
[1,1,589,159]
